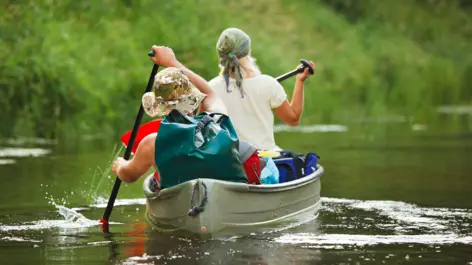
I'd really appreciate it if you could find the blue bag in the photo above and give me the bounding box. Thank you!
[273,150,305,182]
[273,157,297,183]
[273,150,320,182]
[304,152,319,176]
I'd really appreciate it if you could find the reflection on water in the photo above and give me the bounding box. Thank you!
[1,137,58,146]
[321,197,472,234]
[1,236,42,243]
[0,147,51,157]
[0,195,471,264]
[276,197,472,248]
[437,105,472,115]
[0,118,471,264]
[276,233,472,247]
[274,124,348,133]
[90,198,147,208]
[0,159,15,165]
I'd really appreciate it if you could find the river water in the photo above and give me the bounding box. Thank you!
[0,113,471,264]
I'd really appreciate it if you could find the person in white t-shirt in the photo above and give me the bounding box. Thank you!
[208,28,315,151]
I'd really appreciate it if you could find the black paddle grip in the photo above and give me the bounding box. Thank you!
[276,59,315,82]
[299,59,314,75]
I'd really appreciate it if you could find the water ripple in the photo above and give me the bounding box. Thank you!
[0,147,51,158]
[274,197,472,248]
[275,233,472,247]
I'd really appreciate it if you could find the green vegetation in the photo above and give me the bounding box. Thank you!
[1,0,471,139]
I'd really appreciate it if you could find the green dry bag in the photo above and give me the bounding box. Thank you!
[154,109,247,188]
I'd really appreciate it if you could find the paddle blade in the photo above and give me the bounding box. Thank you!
[120,119,162,154]
[99,218,109,232]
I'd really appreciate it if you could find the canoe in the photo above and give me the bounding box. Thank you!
[142,164,324,237]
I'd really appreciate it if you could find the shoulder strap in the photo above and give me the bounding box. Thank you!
[196,114,213,133]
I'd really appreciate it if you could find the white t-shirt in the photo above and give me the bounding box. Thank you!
[209,75,287,151]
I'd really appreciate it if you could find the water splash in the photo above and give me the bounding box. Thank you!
[0,204,102,232]
[56,205,94,224]
[83,144,124,205]
[40,144,123,209]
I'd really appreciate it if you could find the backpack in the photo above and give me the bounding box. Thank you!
[154,110,247,189]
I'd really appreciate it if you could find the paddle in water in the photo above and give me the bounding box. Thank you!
[100,51,159,231]
[119,59,315,147]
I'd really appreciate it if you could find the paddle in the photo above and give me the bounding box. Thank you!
[119,59,314,151]
[276,59,314,82]
[100,53,159,230]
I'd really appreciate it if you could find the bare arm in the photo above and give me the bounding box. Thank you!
[274,61,315,126]
[112,133,157,183]
[171,60,213,97]
[274,78,305,126]
[150,46,227,114]
[172,60,227,114]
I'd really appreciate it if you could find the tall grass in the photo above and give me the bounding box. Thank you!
[0,0,470,140]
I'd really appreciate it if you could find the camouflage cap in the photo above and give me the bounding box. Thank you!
[142,67,206,117]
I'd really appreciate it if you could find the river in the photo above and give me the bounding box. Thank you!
[0,112,471,264]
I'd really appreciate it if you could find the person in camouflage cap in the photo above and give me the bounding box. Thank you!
[142,67,206,117]
[112,45,228,187]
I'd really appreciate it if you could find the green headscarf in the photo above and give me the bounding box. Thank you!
[216,28,251,98]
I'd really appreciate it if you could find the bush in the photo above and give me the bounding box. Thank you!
[0,0,470,139]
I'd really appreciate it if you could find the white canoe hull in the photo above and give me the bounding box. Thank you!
[143,165,324,237]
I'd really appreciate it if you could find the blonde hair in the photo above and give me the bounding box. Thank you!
[219,54,261,79]
[216,28,261,98]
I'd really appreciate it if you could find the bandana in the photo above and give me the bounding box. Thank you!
[216,28,251,98]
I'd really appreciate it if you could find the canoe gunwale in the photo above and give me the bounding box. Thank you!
[143,165,323,199]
